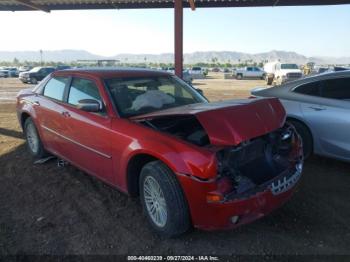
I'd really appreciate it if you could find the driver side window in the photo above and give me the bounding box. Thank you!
[68,78,104,113]
[294,81,321,97]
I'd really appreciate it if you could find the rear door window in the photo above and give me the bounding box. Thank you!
[293,81,321,97]
[43,76,69,101]
[68,78,103,106]
[321,78,350,100]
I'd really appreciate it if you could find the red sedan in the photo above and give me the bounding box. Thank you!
[16,69,303,237]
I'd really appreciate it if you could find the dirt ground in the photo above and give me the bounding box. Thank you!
[0,74,350,256]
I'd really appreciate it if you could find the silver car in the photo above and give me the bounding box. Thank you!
[251,71,350,162]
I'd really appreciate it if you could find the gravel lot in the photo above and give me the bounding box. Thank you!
[0,75,350,255]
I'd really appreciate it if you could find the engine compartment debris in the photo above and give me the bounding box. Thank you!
[216,124,303,200]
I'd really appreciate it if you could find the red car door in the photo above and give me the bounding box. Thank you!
[34,76,71,157]
[59,76,114,184]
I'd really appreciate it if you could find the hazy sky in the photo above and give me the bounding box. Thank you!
[0,5,349,57]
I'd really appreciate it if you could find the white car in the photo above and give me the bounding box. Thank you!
[164,67,175,74]
[189,67,205,79]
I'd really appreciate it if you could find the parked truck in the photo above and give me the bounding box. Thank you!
[264,62,303,85]
[232,66,266,80]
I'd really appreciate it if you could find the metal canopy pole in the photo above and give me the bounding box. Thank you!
[174,0,183,78]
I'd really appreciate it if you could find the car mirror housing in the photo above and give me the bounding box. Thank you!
[77,99,101,112]
[195,88,204,96]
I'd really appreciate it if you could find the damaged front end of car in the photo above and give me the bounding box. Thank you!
[134,99,304,198]
[132,98,304,229]
[213,123,303,202]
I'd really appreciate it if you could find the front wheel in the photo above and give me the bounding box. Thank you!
[24,117,47,159]
[236,74,243,80]
[139,161,190,238]
[30,77,38,84]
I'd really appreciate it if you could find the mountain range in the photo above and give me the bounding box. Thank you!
[0,49,349,65]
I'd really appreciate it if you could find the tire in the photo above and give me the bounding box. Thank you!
[139,161,190,238]
[287,119,313,159]
[30,77,38,84]
[266,77,273,85]
[24,117,47,159]
[236,74,243,80]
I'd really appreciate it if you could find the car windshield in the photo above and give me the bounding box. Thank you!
[281,64,299,69]
[105,75,207,117]
[29,67,41,73]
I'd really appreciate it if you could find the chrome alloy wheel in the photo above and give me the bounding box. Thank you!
[26,122,39,154]
[143,176,168,227]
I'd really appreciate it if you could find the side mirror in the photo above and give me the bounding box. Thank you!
[77,99,101,112]
[195,88,204,96]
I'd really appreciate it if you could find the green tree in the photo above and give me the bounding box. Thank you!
[13,57,19,66]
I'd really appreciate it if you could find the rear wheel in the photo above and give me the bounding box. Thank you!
[236,74,243,80]
[24,117,47,159]
[139,161,190,238]
[287,119,313,159]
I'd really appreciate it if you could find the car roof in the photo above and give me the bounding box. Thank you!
[253,70,350,98]
[279,69,350,89]
[53,67,170,78]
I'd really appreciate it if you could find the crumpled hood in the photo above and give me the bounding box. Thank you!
[132,98,286,146]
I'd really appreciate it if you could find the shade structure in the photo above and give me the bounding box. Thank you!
[1,0,350,12]
[1,0,349,78]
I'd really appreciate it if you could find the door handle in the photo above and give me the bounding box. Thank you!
[61,111,71,117]
[309,106,326,111]
[33,101,40,106]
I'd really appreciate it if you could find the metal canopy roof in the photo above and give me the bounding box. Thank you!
[1,0,350,11]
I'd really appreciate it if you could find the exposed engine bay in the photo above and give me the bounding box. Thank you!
[216,123,303,200]
[139,115,210,147]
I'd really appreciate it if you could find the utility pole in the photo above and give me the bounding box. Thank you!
[39,50,43,66]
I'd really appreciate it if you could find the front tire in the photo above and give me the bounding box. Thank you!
[139,161,190,237]
[24,117,47,159]
[30,77,38,84]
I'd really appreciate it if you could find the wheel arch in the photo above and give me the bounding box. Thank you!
[126,153,163,197]
[286,116,314,151]
[20,111,32,130]
[286,116,312,134]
